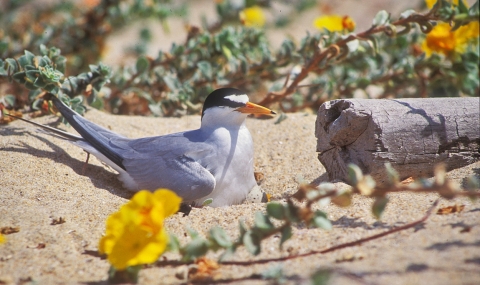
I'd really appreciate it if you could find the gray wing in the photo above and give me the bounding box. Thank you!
[110,131,216,202]
[49,94,215,201]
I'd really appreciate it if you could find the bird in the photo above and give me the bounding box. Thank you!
[9,88,276,207]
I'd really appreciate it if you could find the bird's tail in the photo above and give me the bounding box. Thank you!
[7,93,126,170]
[5,113,83,141]
[45,93,126,170]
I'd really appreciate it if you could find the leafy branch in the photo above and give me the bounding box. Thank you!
[258,0,479,107]
[2,1,478,118]
[0,45,111,123]
[141,162,479,284]
[163,163,478,269]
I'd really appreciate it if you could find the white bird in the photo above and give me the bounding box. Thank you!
[10,88,275,207]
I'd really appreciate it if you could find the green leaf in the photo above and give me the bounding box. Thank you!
[197,61,212,80]
[202,198,213,206]
[254,212,274,232]
[261,265,284,280]
[243,231,261,255]
[24,81,38,90]
[25,70,39,81]
[74,105,86,115]
[238,220,247,240]
[135,56,150,74]
[44,84,60,94]
[457,0,469,13]
[187,228,200,239]
[24,65,37,71]
[465,175,480,191]
[167,233,180,252]
[279,226,292,248]
[266,202,285,220]
[347,164,364,185]
[221,45,232,59]
[38,56,51,67]
[385,162,399,184]
[372,10,390,26]
[97,63,112,77]
[399,9,416,19]
[5,58,19,73]
[312,211,332,230]
[284,202,299,223]
[70,96,83,105]
[182,237,209,261]
[92,79,108,92]
[148,103,162,116]
[32,99,43,110]
[346,39,359,53]
[40,44,48,55]
[163,75,179,91]
[218,246,235,262]
[89,93,104,110]
[4,95,15,107]
[311,268,332,285]
[274,113,287,125]
[33,76,47,88]
[18,54,32,69]
[372,196,389,220]
[12,72,27,84]
[55,56,67,73]
[209,227,232,248]
[89,64,99,73]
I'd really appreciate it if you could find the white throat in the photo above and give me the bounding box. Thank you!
[201,107,248,130]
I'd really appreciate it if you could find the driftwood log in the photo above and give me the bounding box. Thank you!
[315,97,480,186]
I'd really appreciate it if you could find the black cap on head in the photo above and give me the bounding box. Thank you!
[201,88,247,117]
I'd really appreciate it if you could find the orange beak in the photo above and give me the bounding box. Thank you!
[236,102,276,115]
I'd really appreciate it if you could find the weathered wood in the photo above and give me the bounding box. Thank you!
[315,97,480,186]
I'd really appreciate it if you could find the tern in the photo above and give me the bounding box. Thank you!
[10,88,275,207]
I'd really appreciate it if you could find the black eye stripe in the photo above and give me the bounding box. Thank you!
[202,88,247,117]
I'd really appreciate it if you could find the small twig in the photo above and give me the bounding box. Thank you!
[220,198,440,266]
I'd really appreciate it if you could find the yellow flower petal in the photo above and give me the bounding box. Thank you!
[240,6,266,28]
[154,189,182,217]
[98,189,182,270]
[313,15,355,32]
[0,234,5,244]
[421,21,479,57]
[426,0,466,9]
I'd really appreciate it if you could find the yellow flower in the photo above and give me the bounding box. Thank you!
[239,6,266,28]
[0,234,5,244]
[425,0,466,9]
[99,189,182,270]
[313,15,356,32]
[421,21,479,57]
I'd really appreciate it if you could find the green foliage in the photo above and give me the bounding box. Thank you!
[1,0,478,119]
[168,162,478,272]
[1,45,111,117]
[310,268,332,285]
[372,196,389,219]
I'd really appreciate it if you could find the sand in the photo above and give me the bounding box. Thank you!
[0,109,479,284]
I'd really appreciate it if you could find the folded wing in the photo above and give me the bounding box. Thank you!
[50,95,216,202]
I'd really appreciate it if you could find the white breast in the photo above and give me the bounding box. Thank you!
[194,124,257,207]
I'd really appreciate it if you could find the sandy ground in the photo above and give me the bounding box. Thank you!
[1,1,480,284]
[0,109,479,285]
